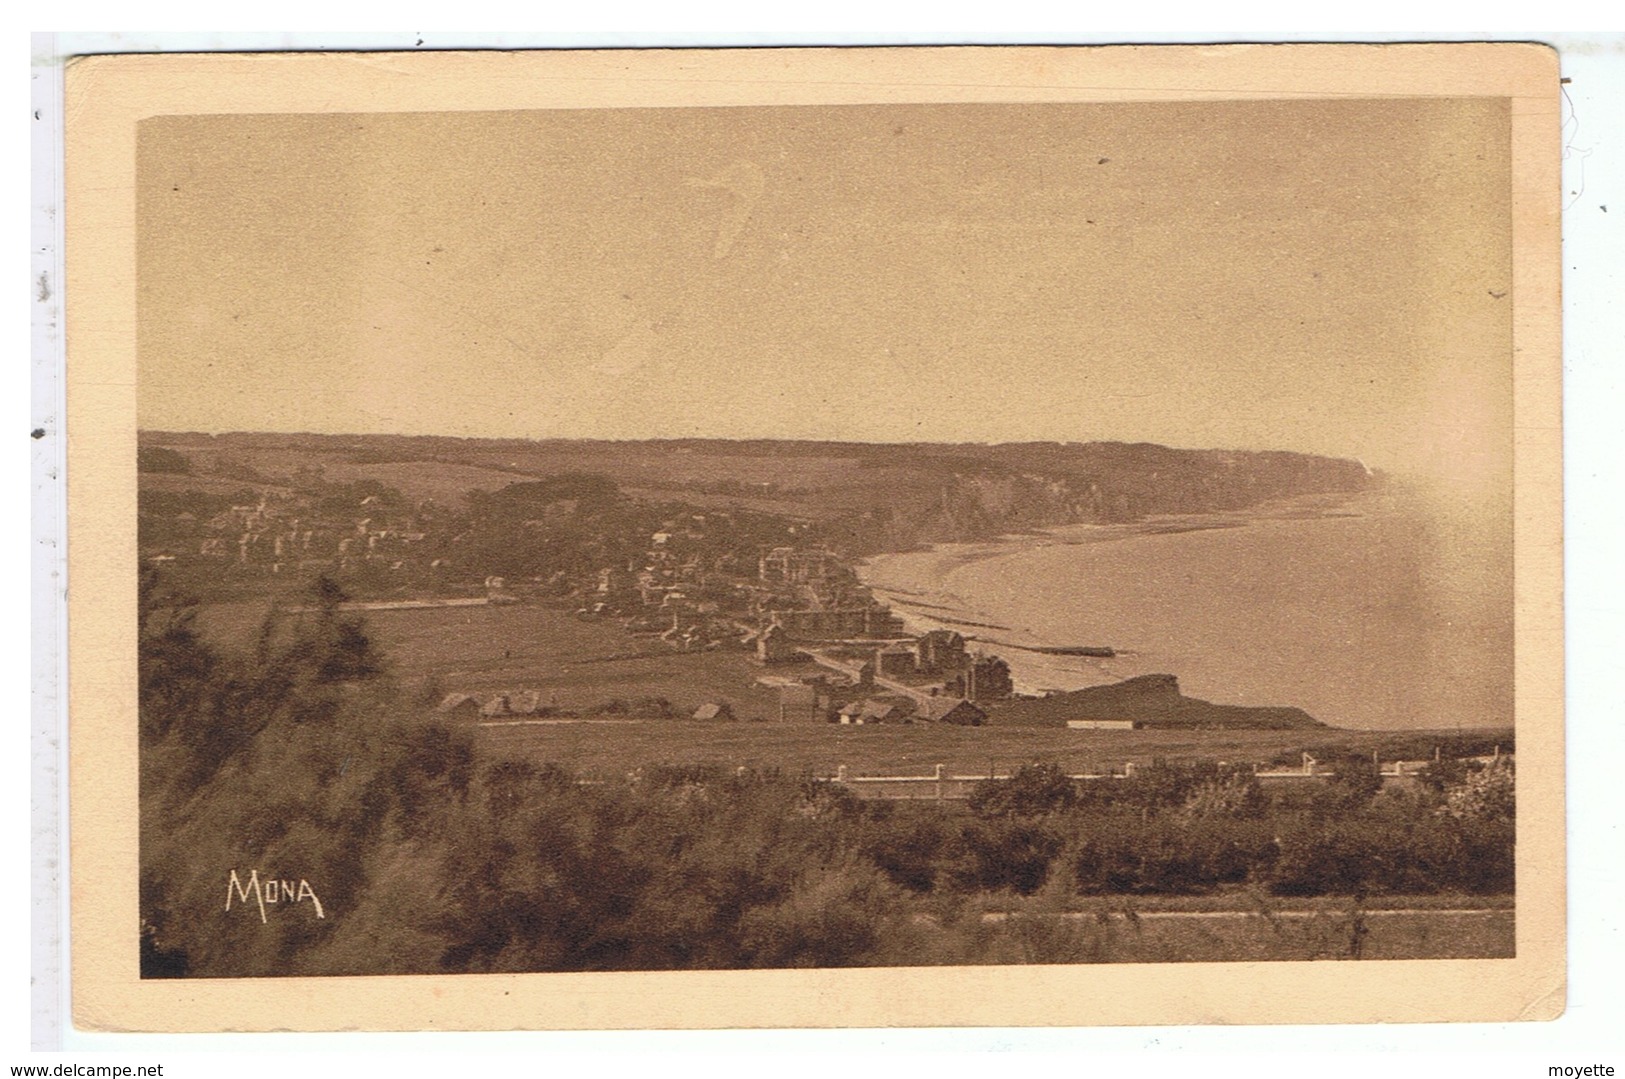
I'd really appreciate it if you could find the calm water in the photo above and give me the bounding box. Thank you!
[859,487,1513,730]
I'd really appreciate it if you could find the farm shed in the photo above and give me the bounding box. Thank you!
[838,698,914,725]
[918,698,987,726]
[507,690,543,716]
[436,693,482,719]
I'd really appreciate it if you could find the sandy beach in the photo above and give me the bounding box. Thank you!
[858,491,1513,730]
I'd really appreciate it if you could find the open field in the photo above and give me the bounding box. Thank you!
[196,599,815,720]
[984,891,1515,914]
[139,460,525,510]
[141,433,901,518]
[318,460,539,508]
[468,717,1493,777]
[139,472,292,498]
[924,907,1515,963]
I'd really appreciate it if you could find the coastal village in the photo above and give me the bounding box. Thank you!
[163,488,1016,727]
[136,438,1507,781]
[461,537,1014,729]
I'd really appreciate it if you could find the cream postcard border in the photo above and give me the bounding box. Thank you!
[64,43,1564,1032]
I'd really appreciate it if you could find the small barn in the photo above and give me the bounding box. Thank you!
[436,693,483,719]
[838,698,915,725]
[480,695,512,718]
[836,700,865,724]
[918,698,988,726]
[508,690,543,716]
[693,702,735,722]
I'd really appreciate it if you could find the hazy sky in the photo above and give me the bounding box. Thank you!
[138,98,1512,486]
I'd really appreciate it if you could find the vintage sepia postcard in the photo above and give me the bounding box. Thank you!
[63,44,1564,1031]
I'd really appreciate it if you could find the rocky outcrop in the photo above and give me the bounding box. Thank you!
[989,673,1327,730]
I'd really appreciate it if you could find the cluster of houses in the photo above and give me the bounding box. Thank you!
[746,624,1011,726]
[583,537,911,662]
[835,696,988,726]
[150,491,437,576]
[593,542,1018,726]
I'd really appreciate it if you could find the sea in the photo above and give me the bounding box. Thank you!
[857,484,1514,731]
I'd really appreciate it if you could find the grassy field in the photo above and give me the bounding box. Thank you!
[197,599,808,720]
[139,460,523,510]
[468,718,1481,778]
[926,907,1516,963]
[138,433,1003,526]
[317,460,537,508]
[139,472,293,499]
[142,434,887,509]
[990,891,1516,914]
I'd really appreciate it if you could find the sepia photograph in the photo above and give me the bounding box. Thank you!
[62,44,1564,1030]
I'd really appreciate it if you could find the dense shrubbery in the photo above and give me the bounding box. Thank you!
[967,762,1078,817]
[140,585,1515,977]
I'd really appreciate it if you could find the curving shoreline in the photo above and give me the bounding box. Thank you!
[856,490,1511,731]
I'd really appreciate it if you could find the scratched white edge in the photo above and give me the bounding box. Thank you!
[30,32,69,1054]
[31,26,1623,1065]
